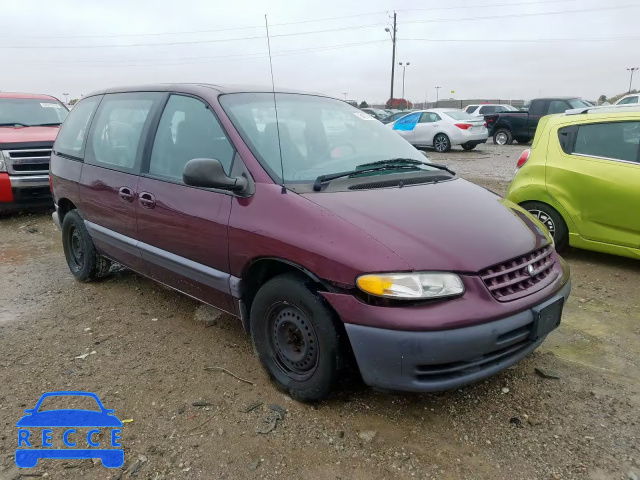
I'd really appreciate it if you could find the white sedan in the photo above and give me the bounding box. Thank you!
[387,109,488,152]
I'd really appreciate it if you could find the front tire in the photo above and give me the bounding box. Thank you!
[433,133,451,152]
[61,210,111,282]
[521,201,569,251]
[250,273,344,402]
[493,128,513,145]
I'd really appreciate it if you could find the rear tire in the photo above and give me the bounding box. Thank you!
[433,133,451,152]
[493,128,513,145]
[62,210,111,282]
[250,273,344,402]
[461,143,477,151]
[521,201,569,251]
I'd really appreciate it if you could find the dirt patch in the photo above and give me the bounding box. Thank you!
[1,166,639,479]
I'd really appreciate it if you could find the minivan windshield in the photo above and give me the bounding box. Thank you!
[220,93,431,183]
[0,98,68,127]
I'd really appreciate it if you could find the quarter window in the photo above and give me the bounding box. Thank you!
[148,95,235,182]
[465,106,478,114]
[87,92,161,171]
[573,121,640,163]
[54,96,101,159]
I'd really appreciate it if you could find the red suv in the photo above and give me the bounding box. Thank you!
[50,85,571,401]
[0,92,68,211]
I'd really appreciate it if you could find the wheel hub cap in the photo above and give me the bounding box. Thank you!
[435,137,447,151]
[69,227,84,269]
[496,133,507,145]
[271,305,318,379]
[529,209,556,236]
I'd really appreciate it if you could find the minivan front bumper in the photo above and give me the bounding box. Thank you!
[339,280,570,392]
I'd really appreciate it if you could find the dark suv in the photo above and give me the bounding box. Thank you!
[51,84,571,401]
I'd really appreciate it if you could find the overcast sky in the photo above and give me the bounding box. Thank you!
[2,0,638,104]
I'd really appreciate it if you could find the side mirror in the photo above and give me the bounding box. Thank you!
[183,158,247,192]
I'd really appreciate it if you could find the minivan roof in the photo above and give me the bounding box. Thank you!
[0,92,59,100]
[83,83,333,99]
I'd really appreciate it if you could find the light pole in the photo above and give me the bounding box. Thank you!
[385,12,397,106]
[627,68,638,93]
[398,62,410,108]
[342,92,348,101]
[435,87,441,107]
[62,93,69,103]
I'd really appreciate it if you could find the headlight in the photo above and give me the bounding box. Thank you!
[356,272,464,300]
[0,151,5,172]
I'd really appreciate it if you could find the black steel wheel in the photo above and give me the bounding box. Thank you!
[268,303,319,381]
[250,273,344,402]
[61,210,111,281]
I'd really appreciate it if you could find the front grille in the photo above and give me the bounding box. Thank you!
[479,245,557,301]
[4,149,52,175]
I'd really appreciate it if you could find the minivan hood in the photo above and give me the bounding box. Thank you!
[300,179,550,273]
[0,126,59,144]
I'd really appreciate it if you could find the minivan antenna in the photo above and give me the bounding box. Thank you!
[264,14,286,194]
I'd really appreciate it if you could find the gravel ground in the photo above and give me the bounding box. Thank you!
[0,145,639,480]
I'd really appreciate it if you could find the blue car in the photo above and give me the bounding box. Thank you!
[15,391,123,468]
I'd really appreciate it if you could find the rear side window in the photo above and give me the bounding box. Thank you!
[573,122,640,163]
[479,106,498,114]
[618,96,638,105]
[148,94,235,181]
[419,112,440,123]
[86,92,162,172]
[54,96,101,159]
[529,101,547,116]
[548,100,569,114]
[465,106,478,113]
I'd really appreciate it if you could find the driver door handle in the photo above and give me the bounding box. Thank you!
[139,191,156,209]
[118,187,134,203]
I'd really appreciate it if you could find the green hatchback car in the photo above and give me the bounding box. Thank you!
[506,106,640,260]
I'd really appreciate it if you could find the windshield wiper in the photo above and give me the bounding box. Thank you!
[356,158,427,168]
[0,122,30,127]
[313,165,421,191]
[31,122,61,127]
[358,158,456,176]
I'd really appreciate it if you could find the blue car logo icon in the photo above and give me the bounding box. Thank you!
[15,391,123,468]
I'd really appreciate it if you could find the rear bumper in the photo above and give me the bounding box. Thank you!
[0,173,51,209]
[450,130,489,145]
[344,280,571,392]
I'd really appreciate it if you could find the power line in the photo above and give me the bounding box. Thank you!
[1,3,632,50]
[3,40,387,67]
[0,0,586,40]
[401,3,639,25]
[403,36,640,43]
[397,0,585,13]
[0,23,387,49]
[0,12,389,40]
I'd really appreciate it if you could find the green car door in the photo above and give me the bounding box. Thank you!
[546,118,640,248]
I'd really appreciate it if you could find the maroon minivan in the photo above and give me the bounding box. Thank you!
[50,84,571,401]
